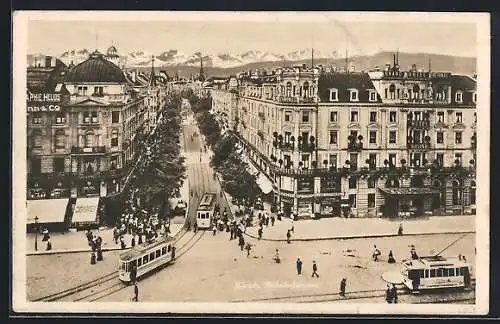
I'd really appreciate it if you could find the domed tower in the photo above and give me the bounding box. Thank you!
[105,45,120,66]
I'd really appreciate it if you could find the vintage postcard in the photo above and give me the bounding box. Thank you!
[12,11,490,315]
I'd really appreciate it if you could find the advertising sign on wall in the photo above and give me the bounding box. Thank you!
[27,92,62,113]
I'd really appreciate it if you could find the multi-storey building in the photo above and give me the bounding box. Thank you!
[211,56,477,219]
[27,51,147,216]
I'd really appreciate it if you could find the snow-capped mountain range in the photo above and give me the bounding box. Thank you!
[34,48,341,68]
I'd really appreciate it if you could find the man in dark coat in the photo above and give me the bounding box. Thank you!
[133,283,139,302]
[296,258,303,275]
[340,278,347,297]
[311,261,319,278]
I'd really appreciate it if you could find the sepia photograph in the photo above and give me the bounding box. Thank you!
[12,11,490,315]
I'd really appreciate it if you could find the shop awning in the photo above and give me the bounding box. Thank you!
[379,187,440,196]
[72,197,100,223]
[27,199,69,224]
[255,172,274,194]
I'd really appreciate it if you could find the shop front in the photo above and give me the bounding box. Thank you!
[320,196,342,217]
[379,187,440,218]
[78,180,101,197]
[297,197,313,218]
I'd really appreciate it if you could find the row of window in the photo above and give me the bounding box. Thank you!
[284,151,474,171]
[324,130,476,145]
[383,84,476,104]
[136,245,171,268]
[77,86,104,96]
[31,130,120,149]
[328,88,377,102]
[280,110,476,124]
[411,267,469,279]
[31,111,121,125]
[30,156,120,174]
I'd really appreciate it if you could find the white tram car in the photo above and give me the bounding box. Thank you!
[400,256,472,292]
[118,236,176,283]
[196,193,217,229]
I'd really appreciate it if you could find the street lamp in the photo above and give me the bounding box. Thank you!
[34,216,39,251]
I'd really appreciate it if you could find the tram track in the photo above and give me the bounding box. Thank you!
[233,285,476,304]
[32,226,193,302]
[84,230,207,302]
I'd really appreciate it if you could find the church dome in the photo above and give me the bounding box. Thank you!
[66,50,126,83]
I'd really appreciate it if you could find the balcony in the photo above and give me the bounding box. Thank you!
[71,146,106,154]
[279,96,298,104]
[406,142,431,150]
[347,142,363,151]
[407,119,431,129]
[279,142,294,151]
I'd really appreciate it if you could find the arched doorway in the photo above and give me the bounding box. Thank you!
[452,179,463,206]
[410,175,425,216]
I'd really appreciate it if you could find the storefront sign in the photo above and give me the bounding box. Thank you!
[27,93,62,113]
[297,177,314,192]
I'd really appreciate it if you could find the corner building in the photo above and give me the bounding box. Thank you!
[210,60,477,219]
[27,51,147,202]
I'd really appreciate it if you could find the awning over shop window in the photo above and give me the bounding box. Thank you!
[27,199,69,224]
[255,172,274,194]
[379,187,440,196]
[72,197,100,223]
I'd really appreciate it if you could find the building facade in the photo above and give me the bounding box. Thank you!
[210,58,477,219]
[27,50,147,201]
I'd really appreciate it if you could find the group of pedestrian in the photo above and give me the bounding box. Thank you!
[372,245,397,264]
[87,229,104,264]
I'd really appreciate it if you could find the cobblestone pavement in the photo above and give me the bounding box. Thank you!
[97,231,475,303]
[244,215,475,241]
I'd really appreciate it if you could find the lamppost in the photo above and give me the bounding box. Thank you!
[34,216,39,251]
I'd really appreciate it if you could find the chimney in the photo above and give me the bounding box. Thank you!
[45,56,52,67]
[385,64,391,72]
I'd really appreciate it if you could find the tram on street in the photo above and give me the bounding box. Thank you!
[196,192,217,229]
[118,236,176,283]
[399,255,472,292]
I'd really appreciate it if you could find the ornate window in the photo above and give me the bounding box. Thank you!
[55,129,65,149]
[85,131,95,147]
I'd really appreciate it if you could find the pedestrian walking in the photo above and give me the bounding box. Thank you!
[97,248,103,261]
[271,216,275,226]
[239,236,245,251]
[133,282,139,302]
[245,242,252,257]
[286,230,291,244]
[340,278,347,297]
[265,215,269,227]
[372,245,381,262]
[212,224,217,236]
[398,223,404,235]
[131,235,136,247]
[138,234,143,245]
[46,238,52,251]
[120,236,126,249]
[296,258,303,275]
[193,223,198,233]
[311,261,319,278]
[90,251,96,265]
[258,227,263,240]
[391,284,398,303]
[386,284,392,303]
[388,250,396,264]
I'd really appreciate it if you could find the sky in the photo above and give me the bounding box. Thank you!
[25,13,478,58]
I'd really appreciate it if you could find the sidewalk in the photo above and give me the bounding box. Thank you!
[243,215,475,241]
[26,224,184,256]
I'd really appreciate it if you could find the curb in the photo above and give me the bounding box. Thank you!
[243,230,475,242]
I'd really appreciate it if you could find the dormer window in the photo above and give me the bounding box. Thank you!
[350,89,359,102]
[329,88,338,101]
[369,90,377,102]
[455,91,463,103]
